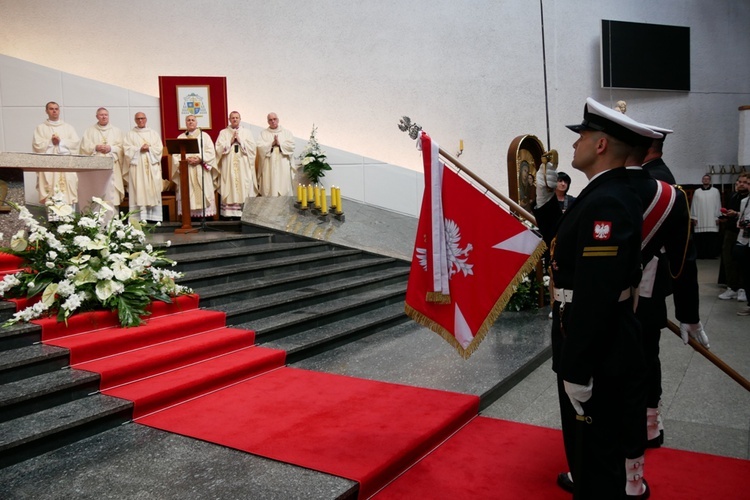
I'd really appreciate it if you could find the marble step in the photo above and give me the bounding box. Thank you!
[171,240,333,272]
[0,343,69,384]
[218,271,408,329]
[151,230,272,252]
[0,320,41,352]
[0,393,132,469]
[294,309,552,409]
[176,247,364,289]
[0,368,100,422]
[194,256,404,308]
[0,422,358,498]
[236,281,407,344]
[265,302,409,363]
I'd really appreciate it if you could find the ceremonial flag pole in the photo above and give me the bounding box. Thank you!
[399,117,750,392]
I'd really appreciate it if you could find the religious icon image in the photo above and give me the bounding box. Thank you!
[517,156,537,213]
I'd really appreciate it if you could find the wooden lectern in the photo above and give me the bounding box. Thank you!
[166,138,199,234]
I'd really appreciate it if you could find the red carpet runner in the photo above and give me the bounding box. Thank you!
[19,287,749,499]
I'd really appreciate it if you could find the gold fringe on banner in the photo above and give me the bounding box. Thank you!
[405,239,547,360]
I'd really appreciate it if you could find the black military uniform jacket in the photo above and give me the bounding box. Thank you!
[627,167,699,330]
[547,167,644,385]
[642,157,676,185]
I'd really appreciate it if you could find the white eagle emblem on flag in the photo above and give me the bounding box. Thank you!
[593,221,612,240]
[417,218,474,278]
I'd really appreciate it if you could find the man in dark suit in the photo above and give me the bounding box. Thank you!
[540,98,660,499]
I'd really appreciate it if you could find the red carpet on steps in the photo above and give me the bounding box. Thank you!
[22,289,748,499]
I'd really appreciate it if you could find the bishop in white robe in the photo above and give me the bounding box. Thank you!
[215,111,257,218]
[257,113,295,197]
[80,107,126,207]
[172,115,219,217]
[32,101,80,205]
[123,112,164,222]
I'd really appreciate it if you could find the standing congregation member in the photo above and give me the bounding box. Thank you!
[690,175,722,259]
[123,112,164,222]
[737,191,750,316]
[541,97,653,499]
[717,173,749,301]
[215,111,257,219]
[80,107,126,207]
[32,101,80,206]
[172,115,219,218]
[258,112,295,197]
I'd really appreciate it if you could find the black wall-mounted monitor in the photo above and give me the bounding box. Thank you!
[601,20,690,92]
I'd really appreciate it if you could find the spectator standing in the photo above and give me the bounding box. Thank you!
[718,173,749,301]
[690,174,722,259]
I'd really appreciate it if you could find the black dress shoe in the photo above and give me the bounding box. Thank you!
[646,430,664,449]
[557,472,574,493]
[627,478,650,499]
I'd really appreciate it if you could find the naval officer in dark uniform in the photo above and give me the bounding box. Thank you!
[641,124,677,184]
[541,97,660,499]
[628,124,710,451]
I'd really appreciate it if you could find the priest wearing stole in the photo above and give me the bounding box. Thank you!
[257,112,295,197]
[215,111,257,218]
[172,114,219,217]
[32,101,80,205]
[80,107,126,207]
[123,112,164,222]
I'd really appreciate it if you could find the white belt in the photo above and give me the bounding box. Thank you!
[553,287,631,304]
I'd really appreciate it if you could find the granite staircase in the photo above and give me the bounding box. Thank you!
[0,222,412,470]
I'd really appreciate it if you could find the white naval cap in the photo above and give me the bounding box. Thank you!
[640,123,674,140]
[567,97,663,147]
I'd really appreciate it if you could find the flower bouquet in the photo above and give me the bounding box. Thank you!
[0,194,191,328]
[299,124,332,184]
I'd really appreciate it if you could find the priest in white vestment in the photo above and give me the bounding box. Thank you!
[172,115,219,217]
[32,101,80,205]
[123,112,164,222]
[257,113,295,197]
[215,111,257,218]
[690,174,723,258]
[80,107,126,207]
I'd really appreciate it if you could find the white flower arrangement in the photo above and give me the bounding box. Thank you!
[0,193,191,328]
[298,124,332,184]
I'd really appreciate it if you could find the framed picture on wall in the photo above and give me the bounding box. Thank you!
[158,76,228,143]
[176,85,212,129]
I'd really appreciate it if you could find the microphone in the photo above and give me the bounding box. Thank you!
[234,144,239,153]
[185,130,190,137]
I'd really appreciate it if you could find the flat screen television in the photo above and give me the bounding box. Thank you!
[601,20,690,92]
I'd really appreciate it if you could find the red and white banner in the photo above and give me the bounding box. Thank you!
[405,132,545,358]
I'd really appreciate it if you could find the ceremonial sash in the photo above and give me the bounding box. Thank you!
[642,180,675,250]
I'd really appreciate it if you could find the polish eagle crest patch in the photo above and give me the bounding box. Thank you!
[593,221,612,240]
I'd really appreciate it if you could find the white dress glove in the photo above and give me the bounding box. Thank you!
[535,162,558,208]
[564,378,593,416]
[680,322,710,349]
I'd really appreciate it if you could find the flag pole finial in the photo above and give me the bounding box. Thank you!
[397,116,422,140]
